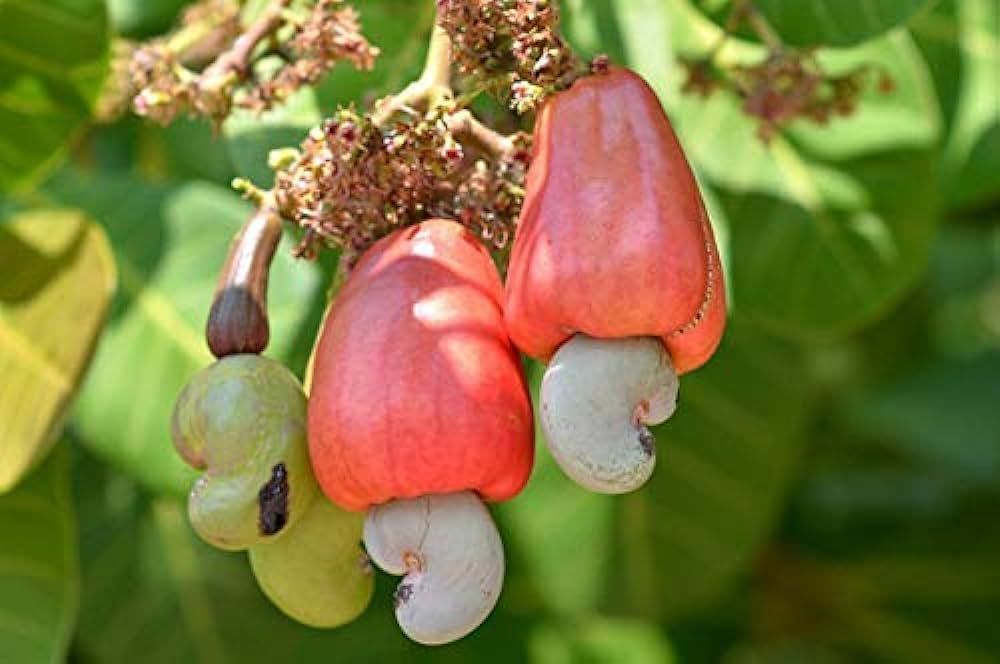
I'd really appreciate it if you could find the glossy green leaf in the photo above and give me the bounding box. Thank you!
[845,350,1000,485]
[162,118,238,185]
[46,173,321,495]
[751,0,934,47]
[910,0,966,131]
[0,209,115,492]
[587,0,941,340]
[941,0,1000,208]
[776,352,1000,662]
[613,319,811,617]
[106,0,188,39]
[0,0,109,191]
[530,617,676,664]
[223,88,322,188]
[0,446,78,662]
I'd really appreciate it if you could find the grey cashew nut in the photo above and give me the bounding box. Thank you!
[363,491,504,645]
[540,334,679,494]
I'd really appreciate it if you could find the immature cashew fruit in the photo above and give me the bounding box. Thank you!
[504,66,726,493]
[308,219,533,643]
[171,354,317,550]
[249,497,373,628]
[363,491,504,645]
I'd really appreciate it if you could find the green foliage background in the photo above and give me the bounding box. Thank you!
[1,0,998,662]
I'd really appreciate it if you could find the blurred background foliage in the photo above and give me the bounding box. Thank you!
[0,0,998,662]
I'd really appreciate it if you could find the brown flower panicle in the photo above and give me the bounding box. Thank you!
[437,0,584,112]
[273,108,529,265]
[242,1,379,112]
[679,1,893,142]
[129,0,377,127]
[682,49,888,142]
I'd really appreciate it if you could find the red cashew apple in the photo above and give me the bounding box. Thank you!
[504,66,727,494]
[308,219,534,644]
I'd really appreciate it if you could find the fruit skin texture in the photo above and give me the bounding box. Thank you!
[308,219,534,512]
[249,497,373,628]
[171,354,317,550]
[504,66,726,374]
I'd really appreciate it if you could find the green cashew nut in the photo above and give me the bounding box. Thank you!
[171,354,317,550]
[249,497,374,628]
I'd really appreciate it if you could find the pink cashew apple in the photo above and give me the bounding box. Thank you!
[504,66,727,494]
[308,219,534,644]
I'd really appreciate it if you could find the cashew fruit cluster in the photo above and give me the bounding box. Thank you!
[172,65,725,647]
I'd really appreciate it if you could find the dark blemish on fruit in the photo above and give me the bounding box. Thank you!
[638,427,655,457]
[394,583,414,608]
[258,463,289,535]
[675,385,680,407]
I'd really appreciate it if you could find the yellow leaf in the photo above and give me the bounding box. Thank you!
[0,209,115,492]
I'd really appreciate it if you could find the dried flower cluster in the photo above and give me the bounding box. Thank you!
[272,108,529,264]
[96,40,139,123]
[681,50,888,141]
[242,1,379,112]
[129,0,377,127]
[678,0,894,142]
[436,0,584,112]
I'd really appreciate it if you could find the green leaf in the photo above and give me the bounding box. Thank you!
[71,451,537,663]
[0,0,109,191]
[613,318,811,617]
[162,118,238,185]
[911,0,966,132]
[941,0,1000,209]
[913,0,999,210]
[750,0,934,47]
[0,446,79,663]
[46,173,321,495]
[845,350,1000,484]
[106,0,188,39]
[776,352,1000,663]
[223,88,322,188]
[497,363,616,616]
[591,0,941,340]
[562,0,631,64]
[718,148,938,339]
[530,617,676,664]
[0,209,115,492]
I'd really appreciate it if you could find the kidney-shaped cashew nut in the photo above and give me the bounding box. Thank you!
[363,491,504,645]
[540,334,679,494]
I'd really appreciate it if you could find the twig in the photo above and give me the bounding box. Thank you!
[201,0,292,83]
[738,0,784,52]
[370,23,454,127]
[444,110,517,159]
